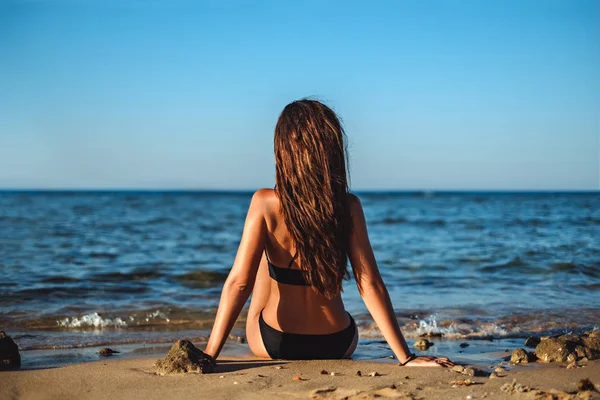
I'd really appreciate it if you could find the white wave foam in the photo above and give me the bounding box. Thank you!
[143,310,170,323]
[415,314,508,338]
[358,314,510,340]
[57,309,172,329]
[57,312,127,328]
[415,315,453,336]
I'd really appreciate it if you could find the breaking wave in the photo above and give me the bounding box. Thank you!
[357,313,596,341]
[57,312,128,328]
[56,310,172,329]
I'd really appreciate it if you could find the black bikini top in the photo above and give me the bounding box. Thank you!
[265,248,310,286]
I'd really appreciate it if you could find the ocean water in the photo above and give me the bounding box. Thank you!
[1,191,599,368]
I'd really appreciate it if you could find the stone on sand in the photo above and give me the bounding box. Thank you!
[500,379,531,394]
[155,340,215,375]
[311,387,361,398]
[511,348,536,364]
[0,331,21,370]
[450,365,477,377]
[413,338,433,350]
[577,378,595,392]
[99,348,119,357]
[535,331,600,363]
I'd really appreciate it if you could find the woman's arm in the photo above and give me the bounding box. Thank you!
[204,190,268,360]
[347,194,452,367]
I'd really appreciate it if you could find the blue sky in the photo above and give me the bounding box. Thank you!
[1,0,598,190]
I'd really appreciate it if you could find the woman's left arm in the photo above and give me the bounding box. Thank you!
[204,190,268,360]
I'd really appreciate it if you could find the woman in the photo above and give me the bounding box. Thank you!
[203,99,452,367]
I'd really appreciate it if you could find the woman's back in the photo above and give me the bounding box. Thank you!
[246,189,352,357]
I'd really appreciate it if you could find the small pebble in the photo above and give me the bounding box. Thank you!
[413,338,434,350]
[451,379,475,387]
[233,381,239,385]
[98,348,119,357]
[466,395,474,399]
[219,375,224,379]
[494,366,505,373]
[578,378,595,391]
[568,361,586,369]
[368,371,380,377]
[292,376,303,381]
[275,366,284,369]
[404,376,410,379]
[460,343,469,348]
[320,370,328,375]
[330,372,338,376]
[356,371,362,376]
[510,348,529,364]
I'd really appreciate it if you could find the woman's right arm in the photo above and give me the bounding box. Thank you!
[347,194,452,367]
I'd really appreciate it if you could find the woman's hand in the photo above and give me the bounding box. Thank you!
[403,356,454,367]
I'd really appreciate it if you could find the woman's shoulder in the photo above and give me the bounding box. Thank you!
[252,188,276,202]
[347,192,360,204]
[347,192,363,214]
[250,188,277,213]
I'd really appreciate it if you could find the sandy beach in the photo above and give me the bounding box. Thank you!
[2,355,599,400]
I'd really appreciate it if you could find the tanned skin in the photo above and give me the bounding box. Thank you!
[204,189,453,367]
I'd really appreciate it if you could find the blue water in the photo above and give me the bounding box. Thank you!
[1,191,598,366]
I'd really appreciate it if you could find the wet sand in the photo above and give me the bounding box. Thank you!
[2,356,599,400]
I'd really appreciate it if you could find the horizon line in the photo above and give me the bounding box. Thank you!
[0,188,598,194]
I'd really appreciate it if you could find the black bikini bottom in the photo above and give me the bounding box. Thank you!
[258,309,357,360]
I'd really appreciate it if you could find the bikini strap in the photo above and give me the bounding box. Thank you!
[265,246,297,268]
[287,251,298,268]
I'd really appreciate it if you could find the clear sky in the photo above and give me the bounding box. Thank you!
[1,0,598,190]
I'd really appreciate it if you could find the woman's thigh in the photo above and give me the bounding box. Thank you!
[343,326,359,358]
[246,309,270,359]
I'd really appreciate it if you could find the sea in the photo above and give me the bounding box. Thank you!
[1,190,598,369]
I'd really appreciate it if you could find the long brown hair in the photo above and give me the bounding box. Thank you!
[274,99,352,299]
